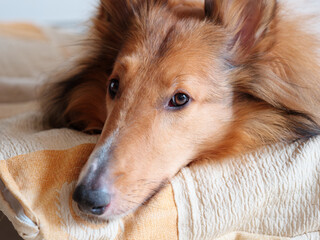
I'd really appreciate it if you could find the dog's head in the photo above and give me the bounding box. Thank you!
[72,0,277,219]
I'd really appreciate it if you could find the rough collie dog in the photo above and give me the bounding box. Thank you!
[42,0,320,219]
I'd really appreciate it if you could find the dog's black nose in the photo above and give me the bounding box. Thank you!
[72,184,110,216]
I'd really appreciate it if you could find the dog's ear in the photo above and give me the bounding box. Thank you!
[91,0,137,74]
[41,63,107,133]
[41,0,171,132]
[41,0,135,131]
[93,0,169,72]
[205,0,277,63]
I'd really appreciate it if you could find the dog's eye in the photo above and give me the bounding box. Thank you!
[169,93,190,108]
[109,79,119,99]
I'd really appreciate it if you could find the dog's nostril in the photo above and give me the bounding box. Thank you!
[92,206,105,210]
[91,205,107,215]
[73,184,111,216]
[77,204,108,215]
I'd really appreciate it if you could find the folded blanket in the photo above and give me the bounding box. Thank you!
[0,22,319,240]
[173,137,320,239]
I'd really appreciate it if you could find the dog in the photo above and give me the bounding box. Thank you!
[41,0,320,219]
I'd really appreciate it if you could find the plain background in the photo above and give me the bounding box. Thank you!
[0,1,97,239]
[0,0,98,26]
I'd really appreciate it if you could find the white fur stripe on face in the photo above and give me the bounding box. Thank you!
[77,129,119,186]
[0,109,98,161]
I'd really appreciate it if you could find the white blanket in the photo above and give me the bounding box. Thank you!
[172,138,320,239]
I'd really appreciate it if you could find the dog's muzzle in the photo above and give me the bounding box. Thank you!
[72,184,111,216]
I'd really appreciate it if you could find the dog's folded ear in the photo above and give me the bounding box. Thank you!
[94,0,169,72]
[41,64,107,133]
[41,0,172,132]
[93,0,136,74]
[205,0,277,63]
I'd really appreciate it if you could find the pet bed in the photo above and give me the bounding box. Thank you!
[0,23,319,240]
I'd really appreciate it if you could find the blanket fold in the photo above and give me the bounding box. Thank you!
[172,137,320,239]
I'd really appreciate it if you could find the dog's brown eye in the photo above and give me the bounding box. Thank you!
[169,93,190,108]
[109,79,119,99]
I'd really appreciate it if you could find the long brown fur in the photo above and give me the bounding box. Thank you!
[41,0,320,218]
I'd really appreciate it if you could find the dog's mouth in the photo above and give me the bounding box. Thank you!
[140,179,168,205]
[73,176,169,219]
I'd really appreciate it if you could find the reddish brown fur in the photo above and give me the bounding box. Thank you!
[41,0,320,218]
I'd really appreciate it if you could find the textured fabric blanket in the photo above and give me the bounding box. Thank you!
[0,23,319,240]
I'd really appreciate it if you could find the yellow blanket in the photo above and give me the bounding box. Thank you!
[0,23,319,240]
